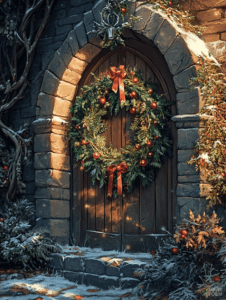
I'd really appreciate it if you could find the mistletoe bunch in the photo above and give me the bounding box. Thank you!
[68,68,174,198]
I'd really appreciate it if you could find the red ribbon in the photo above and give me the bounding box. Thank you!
[108,65,127,102]
[106,162,128,197]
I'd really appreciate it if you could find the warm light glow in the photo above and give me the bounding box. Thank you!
[80,166,84,170]
[126,245,131,250]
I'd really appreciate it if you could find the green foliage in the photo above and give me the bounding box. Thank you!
[68,68,174,197]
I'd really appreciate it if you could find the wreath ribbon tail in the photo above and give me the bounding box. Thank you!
[117,172,123,196]
[119,76,126,102]
[107,165,117,197]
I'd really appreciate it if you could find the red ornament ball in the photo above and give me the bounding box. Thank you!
[150,102,157,109]
[3,166,8,171]
[130,71,135,76]
[153,120,158,126]
[81,140,89,146]
[199,61,203,66]
[100,97,106,105]
[140,159,147,167]
[93,152,100,159]
[180,229,188,236]
[75,124,80,130]
[0,218,4,223]
[130,107,136,114]
[121,7,126,13]
[214,275,220,282]
[147,151,153,158]
[221,172,225,178]
[134,144,141,150]
[148,88,153,95]
[224,150,226,155]
[130,91,137,98]
[169,1,172,5]
[180,234,185,239]
[146,141,153,148]
[168,8,172,13]
[172,247,179,254]
[132,77,139,84]
[155,135,159,140]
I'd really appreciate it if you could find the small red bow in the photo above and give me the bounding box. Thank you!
[106,162,128,197]
[108,65,127,102]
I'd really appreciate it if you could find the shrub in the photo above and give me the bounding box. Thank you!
[0,198,62,270]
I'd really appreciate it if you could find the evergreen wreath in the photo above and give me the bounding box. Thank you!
[68,66,174,198]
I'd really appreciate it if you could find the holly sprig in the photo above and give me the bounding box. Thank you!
[68,68,174,197]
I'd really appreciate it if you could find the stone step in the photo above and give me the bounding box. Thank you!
[45,246,151,290]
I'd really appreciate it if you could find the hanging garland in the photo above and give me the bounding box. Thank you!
[68,66,174,198]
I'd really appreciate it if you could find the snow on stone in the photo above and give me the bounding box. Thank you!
[214,140,223,148]
[206,105,217,111]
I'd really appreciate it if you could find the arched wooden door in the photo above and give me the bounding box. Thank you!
[71,39,177,253]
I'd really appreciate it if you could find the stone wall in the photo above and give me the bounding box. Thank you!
[4,0,226,246]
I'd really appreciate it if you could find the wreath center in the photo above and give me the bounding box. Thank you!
[68,65,174,198]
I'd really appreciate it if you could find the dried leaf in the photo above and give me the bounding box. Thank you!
[189,209,195,221]
[199,231,209,237]
[197,234,204,245]
[196,214,201,223]
[192,225,196,233]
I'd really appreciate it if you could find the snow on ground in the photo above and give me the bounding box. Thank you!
[0,273,137,300]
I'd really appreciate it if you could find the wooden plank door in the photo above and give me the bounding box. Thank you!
[72,46,174,253]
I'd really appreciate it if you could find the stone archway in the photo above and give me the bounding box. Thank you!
[31,0,219,245]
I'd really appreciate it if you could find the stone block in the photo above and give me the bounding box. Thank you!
[64,257,84,272]
[26,182,35,194]
[196,8,223,23]
[46,253,64,270]
[62,69,81,85]
[58,14,83,26]
[54,80,76,101]
[42,51,55,71]
[54,33,69,43]
[30,77,43,106]
[38,41,63,54]
[173,65,198,92]
[191,0,226,10]
[204,33,220,42]
[177,128,199,149]
[178,175,200,183]
[200,184,212,197]
[176,183,200,197]
[63,271,83,284]
[165,35,196,76]
[21,106,36,118]
[120,277,140,289]
[74,21,87,48]
[143,11,164,41]
[53,0,69,10]
[178,162,199,176]
[13,91,31,109]
[48,51,66,78]
[34,152,70,171]
[48,219,69,238]
[199,19,226,35]
[68,57,88,75]
[85,259,105,275]
[37,93,72,117]
[178,150,197,163]
[106,266,120,277]
[221,32,226,41]
[56,25,72,36]
[132,4,153,31]
[58,40,73,67]
[84,273,119,290]
[176,87,200,115]
[34,133,69,154]
[177,197,208,220]
[92,0,108,24]
[83,10,95,40]
[153,19,178,55]
[68,3,93,16]
[38,37,53,47]
[71,0,94,6]
[121,263,144,278]
[41,27,55,39]
[67,30,79,54]
[36,199,70,218]
[22,163,35,182]
[35,187,70,200]
[51,9,67,20]
[35,169,70,188]
[41,70,59,95]
[89,36,102,48]
[75,43,101,63]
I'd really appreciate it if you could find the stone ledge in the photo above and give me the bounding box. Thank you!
[36,199,70,219]
[171,114,215,122]
[32,116,69,134]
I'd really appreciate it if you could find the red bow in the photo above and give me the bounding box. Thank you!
[108,65,127,102]
[106,162,128,197]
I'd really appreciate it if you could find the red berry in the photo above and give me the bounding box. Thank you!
[132,77,139,84]
[155,135,159,140]
[172,247,178,254]
[168,8,172,13]
[180,234,185,239]
[150,102,157,109]
[100,97,106,105]
[130,107,136,114]
[147,151,153,158]
[3,166,8,171]
[121,7,126,14]
[130,71,135,76]
[93,152,100,159]
[134,144,141,150]
[130,91,137,98]
[148,88,153,95]
[153,120,158,126]
[224,150,226,155]
[199,61,203,65]
[0,218,4,223]
[221,172,225,178]
[180,229,188,236]
[213,275,220,282]
[146,141,153,147]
